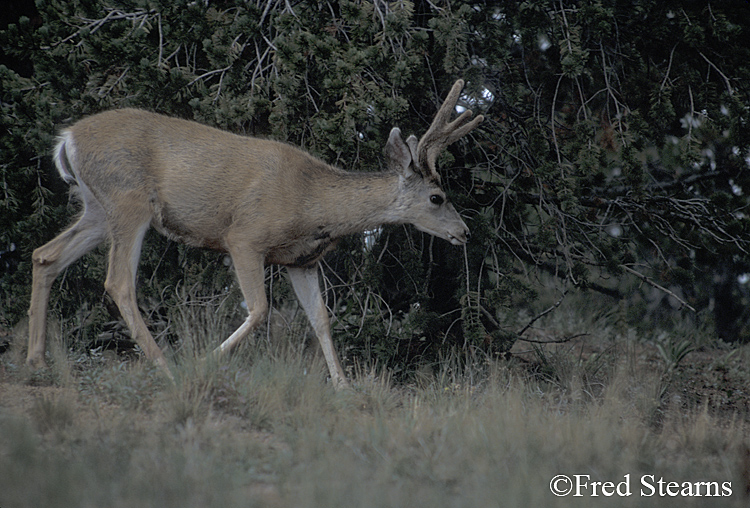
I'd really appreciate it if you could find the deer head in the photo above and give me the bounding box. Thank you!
[384,79,483,245]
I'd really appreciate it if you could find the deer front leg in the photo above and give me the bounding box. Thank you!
[288,265,348,390]
[215,249,268,355]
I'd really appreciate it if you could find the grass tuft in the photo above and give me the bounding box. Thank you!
[29,393,75,434]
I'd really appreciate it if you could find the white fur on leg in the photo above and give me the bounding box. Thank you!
[288,265,348,389]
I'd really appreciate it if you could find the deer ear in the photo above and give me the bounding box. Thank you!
[386,127,416,178]
[405,134,419,168]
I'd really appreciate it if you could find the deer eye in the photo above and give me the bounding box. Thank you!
[430,194,444,206]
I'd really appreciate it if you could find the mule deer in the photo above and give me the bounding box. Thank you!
[27,80,483,388]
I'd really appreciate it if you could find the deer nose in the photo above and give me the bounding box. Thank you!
[449,225,469,245]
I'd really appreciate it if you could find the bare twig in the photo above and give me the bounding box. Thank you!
[699,51,734,95]
[517,332,588,345]
[517,290,568,337]
[47,8,156,50]
[620,264,696,312]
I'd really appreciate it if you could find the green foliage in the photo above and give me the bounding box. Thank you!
[2,0,750,377]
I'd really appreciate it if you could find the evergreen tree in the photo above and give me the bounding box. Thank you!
[2,1,749,375]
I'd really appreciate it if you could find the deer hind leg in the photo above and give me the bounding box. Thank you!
[288,265,348,390]
[103,219,170,373]
[27,198,108,368]
[214,247,268,355]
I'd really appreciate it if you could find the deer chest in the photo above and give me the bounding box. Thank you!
[265,230,340,268]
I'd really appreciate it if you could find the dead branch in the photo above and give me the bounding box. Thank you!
[517,332,589,344]
[619,264,696,312]
[517,290,568,337]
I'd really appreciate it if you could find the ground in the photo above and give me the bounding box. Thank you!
[1,331,749,508]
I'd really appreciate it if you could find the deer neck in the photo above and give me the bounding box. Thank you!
[314,169,404,237]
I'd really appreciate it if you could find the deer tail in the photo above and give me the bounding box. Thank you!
[53,130,79,185]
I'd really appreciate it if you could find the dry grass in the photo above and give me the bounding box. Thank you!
[1,331,749,508]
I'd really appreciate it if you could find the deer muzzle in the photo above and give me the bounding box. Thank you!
[447,222,470,245]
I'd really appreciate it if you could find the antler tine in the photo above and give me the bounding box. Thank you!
[417,79,484,180]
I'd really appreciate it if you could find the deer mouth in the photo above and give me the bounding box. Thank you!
[447,232,468,246]
[413,223,469,245]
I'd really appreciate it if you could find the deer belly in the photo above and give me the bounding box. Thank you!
[151,201,227,250]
